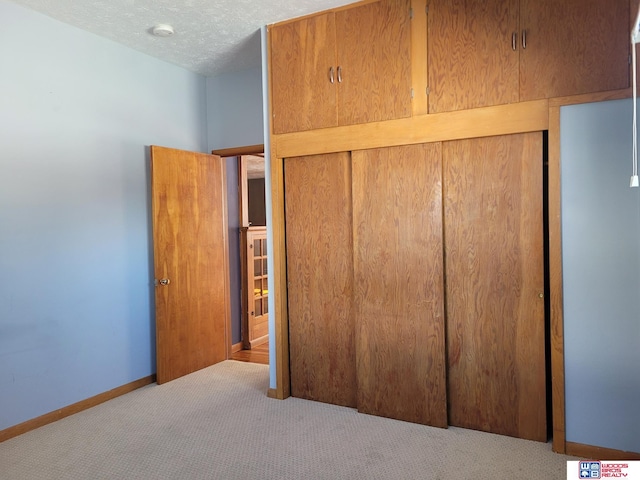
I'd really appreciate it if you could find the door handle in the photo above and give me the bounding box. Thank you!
[159,278,170,286]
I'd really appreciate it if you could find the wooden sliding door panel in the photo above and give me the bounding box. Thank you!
[443,133,546,441]
[519,0,629,100]
[336,0,412,126]
[284,153,356,407]
[352,144,447,427]
[270,13,337,134]
[428,0,519,113]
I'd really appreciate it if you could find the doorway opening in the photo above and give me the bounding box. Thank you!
[216,150,269,366]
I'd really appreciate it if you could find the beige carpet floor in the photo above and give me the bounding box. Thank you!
[0,360,576,479]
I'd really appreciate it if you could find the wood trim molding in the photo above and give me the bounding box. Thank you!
[549,89,631,108]
[220,159,233,361]
[0,375,156,443]
[275,100,549,158]
[548,105,566,454]
[211,144,265,157]
[267,29,291,401]
[565,442,640,460]
[270,151,291,400]
[238,156,250,228]
[231,342,244,354]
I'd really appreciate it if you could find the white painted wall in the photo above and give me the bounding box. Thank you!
[0,0,207,430]
[561,99,640,453]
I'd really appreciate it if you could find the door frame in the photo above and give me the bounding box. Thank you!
[211,144,265,356]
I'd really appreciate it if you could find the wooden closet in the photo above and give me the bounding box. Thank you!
[270,0,632,446]
[284,134,545,439]
[270,0,412,133]
[428,0,629,113]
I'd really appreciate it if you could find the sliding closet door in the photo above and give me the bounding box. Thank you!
[443,133,546,441]
[352,144,447,427]
[284,153,357,408]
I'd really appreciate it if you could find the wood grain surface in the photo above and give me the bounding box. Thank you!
[548,105,565,452]
[284,153,357,407]
[274,100,549,159]
[268,150,291,399]
[411,0,429,116]
[352,144,447,427]
[443,133,546,441]
[336,0,412,126]
[520,0,629,101]
[428,0,519,113]
[270,13,338,134]
[151,146,229,385]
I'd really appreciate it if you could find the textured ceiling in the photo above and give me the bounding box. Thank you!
[8,0,355,77]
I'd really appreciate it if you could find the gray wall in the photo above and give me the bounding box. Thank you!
[0,0,208,430]
[225,156,242,345]
[206,67,264,151]
[561,99,640,453]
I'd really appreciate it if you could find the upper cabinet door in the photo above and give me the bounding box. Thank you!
[519,0,629,101]
[270,13,338,134]
[336,0,412,126]
[428,0,519,113]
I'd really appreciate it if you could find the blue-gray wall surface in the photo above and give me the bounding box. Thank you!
[206,67,264,152]
[225,157,242,345]
[0,0,208,430]
[561,99,640,453]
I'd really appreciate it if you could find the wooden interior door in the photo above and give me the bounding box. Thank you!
[284,153,357,407]
[336,0,412,126]
[352,144,448,427]
[150,146,230,384]
[443,133,546,441]
[428,0,519,113]
[519,0,629,100]
[270,13,337,134]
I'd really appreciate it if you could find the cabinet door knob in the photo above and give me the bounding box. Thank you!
[329,66,335,84]
[512,32,517,51]
[337,66,343,83]
[522,29,527,50]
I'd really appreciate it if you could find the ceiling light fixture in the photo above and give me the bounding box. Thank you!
[151,24,174,37]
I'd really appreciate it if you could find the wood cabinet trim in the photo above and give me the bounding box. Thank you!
[211,144,264,157]
[274,100,548,158]
[548,105,566,454]
[548,88,632,108]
